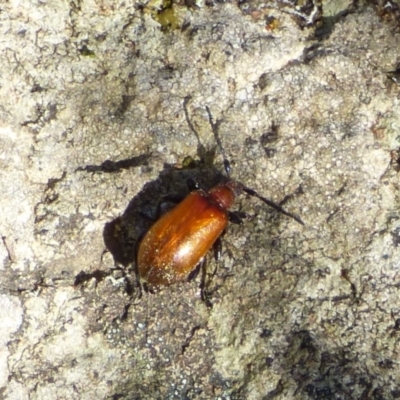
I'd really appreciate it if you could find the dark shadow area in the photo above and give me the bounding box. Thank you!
[228,327,400,400]
[283,328,400,400]
[75,153,151,173]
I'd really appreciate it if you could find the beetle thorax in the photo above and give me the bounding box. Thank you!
[208,181,243,210]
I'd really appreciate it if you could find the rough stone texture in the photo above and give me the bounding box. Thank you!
[1,0,400,399]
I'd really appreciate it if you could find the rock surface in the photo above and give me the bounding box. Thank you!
[1,0,400,399]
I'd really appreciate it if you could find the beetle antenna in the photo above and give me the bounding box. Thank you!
[243,186,304,225]
[205,106,231,178]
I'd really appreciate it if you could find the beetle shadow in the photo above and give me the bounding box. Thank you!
[102,150,227,272]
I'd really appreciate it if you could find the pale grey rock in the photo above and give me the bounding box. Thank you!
[1,0,400,399]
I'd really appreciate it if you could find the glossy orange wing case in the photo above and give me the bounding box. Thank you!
[138,191,228,285]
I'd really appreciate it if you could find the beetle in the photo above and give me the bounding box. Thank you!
[137,106,303,287]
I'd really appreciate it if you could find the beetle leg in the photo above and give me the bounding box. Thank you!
[199,238,225,308]
[199,258,214,308]
[133,235,144,298]
[187,258,204,282]
[138,211,155,221]
[228,211,249,225]
[187,177,203,192]
[142,282,155,294]
[154,194,184,219]
[188,258,213,306]
[133,233,157,295]
[213,237,223,260]
[133,239,143,299]
[138,192,185,226]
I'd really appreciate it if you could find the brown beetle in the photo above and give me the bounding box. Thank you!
[137,106,303,287]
